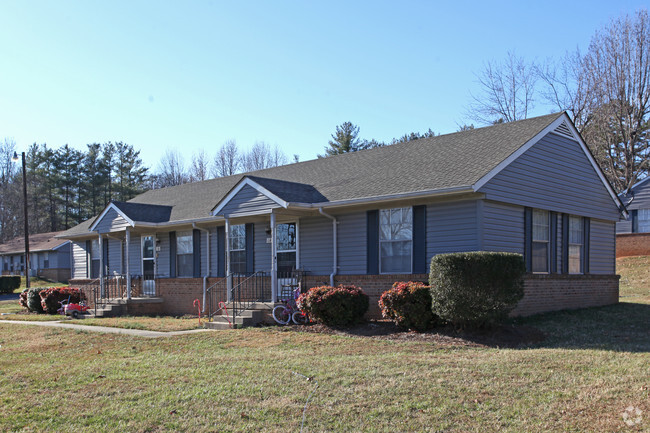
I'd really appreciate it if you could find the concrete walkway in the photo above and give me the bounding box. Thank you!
[0,320,212,338]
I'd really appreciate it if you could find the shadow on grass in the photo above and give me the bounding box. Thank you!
[514,301,650,352]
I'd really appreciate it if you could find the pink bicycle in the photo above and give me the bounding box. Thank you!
[272,287,308,325]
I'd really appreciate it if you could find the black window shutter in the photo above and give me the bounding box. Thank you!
[524,208,532,272]
[550,212,557,273]
[583,218,590,274]
[216,226,226,277]
[193,229,201,278]
[103,239,109,276]
[561,214,569,274]
[85,240,91,278]
[169,231,177,278]
[632,209,638,233]
[412,205,427,274]
[245,223,254,274]
[367,210,379,274]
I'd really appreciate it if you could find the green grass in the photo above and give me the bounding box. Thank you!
[0,260,647,432]
[11,276,67,293]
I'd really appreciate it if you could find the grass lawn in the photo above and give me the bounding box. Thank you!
[68,316,202,332]
[11,276,67,293]
[0,258,647,431]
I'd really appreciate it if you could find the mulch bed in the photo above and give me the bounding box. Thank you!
[274,320,546,348]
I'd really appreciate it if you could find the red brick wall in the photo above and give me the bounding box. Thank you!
[511,274,619,316]
[616,233,650,258]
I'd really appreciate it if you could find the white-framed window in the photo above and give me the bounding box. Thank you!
[276,222,297,274]
[229,224,246,274]
[176,231,193,277]
[532,209,550,273]
[568,216,583,274]
[379,207,413,274]
[91,238,100,278]
[638,209,650,232]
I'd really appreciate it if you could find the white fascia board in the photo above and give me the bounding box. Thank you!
[210,177,288,216]
[472,113,627,218]
[89,202,136,231]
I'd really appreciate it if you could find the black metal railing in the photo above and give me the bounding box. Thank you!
[206,276,228,322]
[231,271,269,327]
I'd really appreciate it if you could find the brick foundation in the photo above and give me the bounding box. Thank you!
[511,274,619,316]
[38,268,70,283]
[616,233,650,258]
[72,272,620,319]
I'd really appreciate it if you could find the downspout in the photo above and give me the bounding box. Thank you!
[318,208,338,286]
[193,223,210,313]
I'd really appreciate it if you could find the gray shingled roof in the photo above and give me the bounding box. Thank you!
[112,201,173,223]
[61,112,563,237]
[0,231,69,255]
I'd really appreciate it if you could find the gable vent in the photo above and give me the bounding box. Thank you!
[553,120,574,139]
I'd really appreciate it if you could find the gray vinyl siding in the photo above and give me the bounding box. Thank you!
[482,200,524,254]
[220,184,280,217]
[479,132,620,221]
[427,200,479,262]
[107,239,123,275]
[337,212,366,275]
[616,220,632,233]
[254,223,272,272]
[590,219,616,274]
[95,208,130,233]
[71,241,88,279]
[156,233,170,277]
[56,243,70,268]
[129,236,141,276]
[300,216,334,276]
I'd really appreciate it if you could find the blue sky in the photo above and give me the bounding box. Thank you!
[0,1,646,169]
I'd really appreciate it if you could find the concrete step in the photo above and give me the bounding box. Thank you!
[205,309,264,329]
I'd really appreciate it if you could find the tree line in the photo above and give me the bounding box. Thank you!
[0,140,148,243]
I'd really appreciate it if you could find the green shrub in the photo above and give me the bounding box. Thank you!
[429,251,525,328]
[379,281,439,332]
[22,288,46,313]
[39,287,81,314]
[0,275,21,294]
[297,285,369,327]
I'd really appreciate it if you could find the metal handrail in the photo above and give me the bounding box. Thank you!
[206,276,228,322]
[231,271,268,327]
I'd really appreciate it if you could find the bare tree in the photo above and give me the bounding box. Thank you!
[467,52,537,124]
[241,141,288,172]
[0,138,19,242]
[580,9,650,191]
[189,149,211,182]
[155,149,189,188]
[212,139,241,178]
[536,50,593,132]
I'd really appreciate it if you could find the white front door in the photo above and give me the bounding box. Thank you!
[141,235,156,296]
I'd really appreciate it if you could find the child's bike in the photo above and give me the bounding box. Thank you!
[273,287,309,325]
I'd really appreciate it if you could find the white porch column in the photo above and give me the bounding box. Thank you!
[125,228,131,299]
[225,218,232,303]
[98,234,104,295]
[270,212,277,303]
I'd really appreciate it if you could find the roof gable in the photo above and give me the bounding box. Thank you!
[211,177,288,216]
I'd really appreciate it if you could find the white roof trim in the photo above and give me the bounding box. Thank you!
[472,113,625,217]
[210,177,289,216]
[88,202,136,232]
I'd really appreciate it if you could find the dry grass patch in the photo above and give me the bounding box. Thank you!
[617,255,650,302]
[67,315,201,332]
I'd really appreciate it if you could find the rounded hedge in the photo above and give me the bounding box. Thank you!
[39,287,82,315]
[297,285,369,327]
[379,281,439,332]
[429,251,525,328]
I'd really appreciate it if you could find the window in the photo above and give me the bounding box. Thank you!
[532,209,550,273]
[90,239,100,278]
[638,209,650,232]
[176,231,193,277]
[229,224,246,274]
[568,216,583,274]
[379,207,412,273]
[276,222,297,274]
[43,252,49,269]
